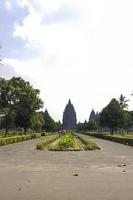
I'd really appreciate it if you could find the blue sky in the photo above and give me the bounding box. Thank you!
[1,0,133,122]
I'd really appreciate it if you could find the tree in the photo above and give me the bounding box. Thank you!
[2,109,16,132]
[100,99,125,134]
[77,122,84,131]
[43,109,57,132]
[31,112,44,132]
[77,120,88,131]
[0,77,43,133]
[87,120,98,131]
[119,94,129,110]
[0,78,15,133]
[55,121,62,131]
[122,111,132,132]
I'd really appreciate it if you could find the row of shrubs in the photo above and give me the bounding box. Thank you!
[87,133,133,146]
[76,134,98,150]
[36,134,59,150]
[0,133,41,146]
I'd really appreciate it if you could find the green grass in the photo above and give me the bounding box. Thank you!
[76,134,98,150]
[48,133,81,151]
[58,132,75,148]
[111,134,133,139]
[36,134,59,150]
[87,132,133,146]
[36,132,98,151]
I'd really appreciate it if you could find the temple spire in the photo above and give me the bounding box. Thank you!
[68,99,71,105]
[63,100,77,130]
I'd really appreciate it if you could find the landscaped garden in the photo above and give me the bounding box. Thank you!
[86,132,133,146]
[36,131,98,151]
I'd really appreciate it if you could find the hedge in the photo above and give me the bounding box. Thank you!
[0,133,41,146]
[36,135,59,150]
[87,133,133,146]
[76,134,98,150]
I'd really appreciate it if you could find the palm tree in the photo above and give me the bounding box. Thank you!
[119,94,129,109]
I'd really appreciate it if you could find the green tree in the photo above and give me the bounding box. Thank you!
[77,122,84,131]
[122,111,132,132]
[119,94,129,110]
[43,109,57,132]
[2,110,16,133]
[55,121,62,131]
[0,77,43,133]
[31,112,44,132]
[77,120,88,131]
[87,120,98,131]
[100,99,125,134]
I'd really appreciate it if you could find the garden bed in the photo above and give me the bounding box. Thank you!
[36,132,98,151]
[86,132,133,146]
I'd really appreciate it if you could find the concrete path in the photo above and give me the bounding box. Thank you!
[0,135,133,200]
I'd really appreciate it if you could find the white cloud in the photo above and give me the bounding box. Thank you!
[5,1,12,10]
[4,0,133,121]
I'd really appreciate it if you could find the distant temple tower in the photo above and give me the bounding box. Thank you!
[89,109,99,121]
[89,109,96,121]
[63,99,77,130]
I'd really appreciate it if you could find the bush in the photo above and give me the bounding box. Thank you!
[87,132,133,146]
[31,133,41,139]
[58,132,75,149]
[36,134,59,150]
[41,132,47,136]
[76,134,98,150]
[0,133,41,146]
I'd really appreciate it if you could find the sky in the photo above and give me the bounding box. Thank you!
[1,0,133,122]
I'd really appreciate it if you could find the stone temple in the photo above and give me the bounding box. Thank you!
[62,99,77,130]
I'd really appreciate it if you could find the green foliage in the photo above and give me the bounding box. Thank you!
[2,110,16,133]
[0,133,41,146]
[48,132,82,151]
[42,110,57,132]
[122,111,132,131]
[31,132,41,139]
[87,132,133,146]
[31,112,44,132]
[36,134,59,150]
[119,94,129,110]
[0,77,43,132]
[77,120,98,131]
[76,134,98,150]
[87,120,98,131]
[55,121,62,131]
[100,98,125,134]
[58,132,75,149]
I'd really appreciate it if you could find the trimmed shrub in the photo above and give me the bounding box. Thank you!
[58,132,75,149]
[76,135,98,150]
[36,135,59,150]
[0,133,41,146]
[87,132,133,146]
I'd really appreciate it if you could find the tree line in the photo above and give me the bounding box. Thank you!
[1,77,133,135]
[0,77,62,134]
[77,95,133,134]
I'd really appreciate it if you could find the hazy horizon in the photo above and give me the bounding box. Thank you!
[1,0,133,122]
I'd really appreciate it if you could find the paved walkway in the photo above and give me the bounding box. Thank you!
[0,135,133,200]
